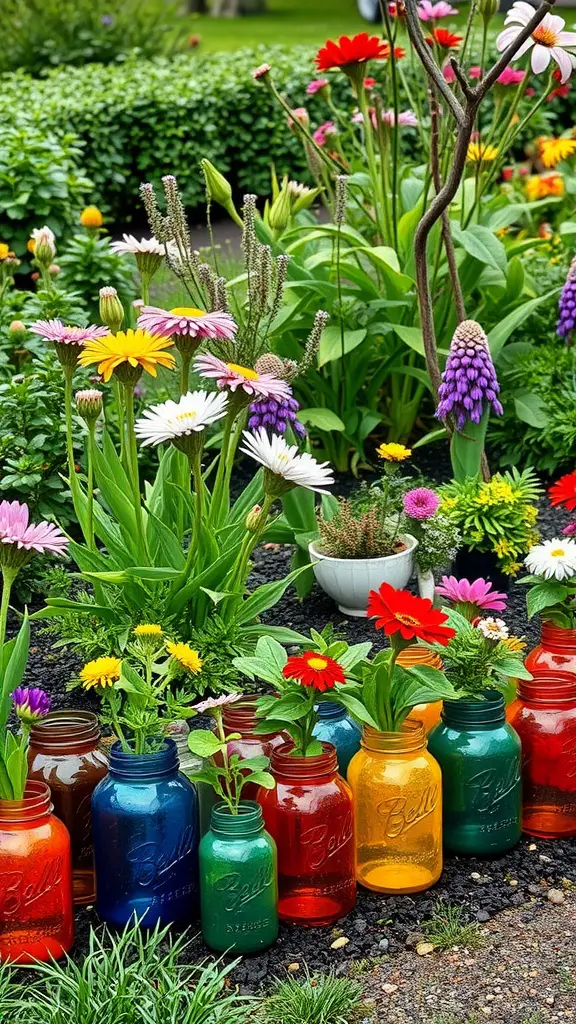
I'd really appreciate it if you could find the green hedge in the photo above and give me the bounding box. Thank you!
[0,48,328,231]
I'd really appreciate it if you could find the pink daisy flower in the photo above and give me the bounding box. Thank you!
[137,306,237,341]
[418,0,458,20]
[436,575,508,613]
[306,78,329,94]
[381,109,419,127]
[0,500,68,560]
[497,66,526,85]
[193,353,292,400]
[313,121,337,147]
[29,319,109,346]
[192,694,241,714]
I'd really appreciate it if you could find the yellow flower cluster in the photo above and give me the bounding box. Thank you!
[80,656,122,689]
[476,479,515,506]
[80,205,104,228]
[133,623,163,637]
[376,442,411,462]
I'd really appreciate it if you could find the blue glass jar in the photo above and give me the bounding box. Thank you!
[312,703,362,777]
[91,739,199,928]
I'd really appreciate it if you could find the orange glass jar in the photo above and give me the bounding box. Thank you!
[347,721,442,894]
[508,671,576,838]
[525,622,576,679]
[221,697,288,801]
[400,648,444,734]
[28,710,108,904]
[0,781,74,964]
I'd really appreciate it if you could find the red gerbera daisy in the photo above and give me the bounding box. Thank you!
[282,651,346,692]
[367,582,456,646]
[315,33,390,72]
[426,28,463,49]
[549,470,576,511]
[382,42,407,60]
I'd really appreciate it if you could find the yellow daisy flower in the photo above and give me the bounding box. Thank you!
[525,173,564,202]
[79,328,175,383]
[133,624,163,637]
[80,656,122,689]
[502,636,526,653]
[80,205,104,228]
[166,641,202,674]
[376,442,411,462]
[538,137,576,169]
[0,243,10,261]
[467,142,498,163]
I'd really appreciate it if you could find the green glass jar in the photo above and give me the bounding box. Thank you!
[428,691,521,855]
[199,802,278,954]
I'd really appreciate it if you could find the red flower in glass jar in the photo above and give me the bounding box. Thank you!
[367,582,456,646]
[549,470,576,511]
[282,652,346,692]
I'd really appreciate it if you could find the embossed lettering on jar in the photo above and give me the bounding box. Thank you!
[258,743,356,926]
[91,739,199,928]
[28,710,108,903]
[0,781,74,964]
[508,671,576,838]
[348,721,442,894]
[428,692,521,855]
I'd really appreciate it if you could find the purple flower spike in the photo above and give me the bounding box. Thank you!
[557,256,576,342]
[248,393,307,438]
[436,320,503,431]
[11,686,51,724]
[403,487,440,520]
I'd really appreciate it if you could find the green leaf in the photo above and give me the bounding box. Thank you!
[246,770,276,789]
[187,730,224,758]
[451,222,507,274]
[235,564,311,625]
[487,293,559,357]
[332,691,377,728]
[392,324,425,356]
[236,755,270,771]
[0,613,30,737]
[318,326,367,367]
[348,245,413,293]
[298,407,345,431]
[526,581,569,619]
[450,408,489,482]
[513,391,549,429]
[304,739,324,756]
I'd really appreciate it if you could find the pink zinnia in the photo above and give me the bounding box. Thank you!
[382,109,419,127]
[193,353,292,400]
[29,319,109,346]
[313,121,337,147]
[403,487,440,520]
[306,79,329,94]
[436,576,508,613]
[442,62,456,83]
[0,500,68,558]
[497,66,526,86]
[469,66,483,79]
[137,306,237,341]
[418,0,458,21]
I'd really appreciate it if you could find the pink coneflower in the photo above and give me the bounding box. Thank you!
[137,306,237,341]
[192,694,241,714]
[381,109,419,127]
[436,575,508,617]
[403,487,440,520]
[306,78,329,94]
[0,500,68,567]
[28,319,109,346]
[313,121,337,147]
[418,0,458,20]
[193,353,292,400]
[442,62,456,83]
[497,66,526,85]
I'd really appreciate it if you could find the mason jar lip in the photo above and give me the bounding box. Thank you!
[316,701,347,720]
[270,741,338,777]
[29,709,101,751]
[518,670,576,703]
[361,720,426,753]
[541,621,576,646]
[210,799,264,835]
[441,690,506,726]
[108,738,179,777]
[0,780,53,822]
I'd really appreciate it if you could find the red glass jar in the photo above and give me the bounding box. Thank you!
[0,781,74,963]
[525,622,576,678]
[508,671,576,838]
[258,742,356,926]
[28,710,109,904]
[221,697,288,801]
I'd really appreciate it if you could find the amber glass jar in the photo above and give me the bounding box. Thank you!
[28,710,108,904]
[0,781,74,963]
[348,721,442,894]
[221,697,288,800]
[525,622,576,679]
[508,671,576,838]
[258,743,356,926]
[399,648,444,734]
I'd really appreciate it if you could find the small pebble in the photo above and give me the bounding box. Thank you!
[416,941,435,956]
[548,889,565,905]
[382,983,398,995]
[476,910,490,923]
[331,936,349,950]
[378,938,390,952]
[287,963,300,972]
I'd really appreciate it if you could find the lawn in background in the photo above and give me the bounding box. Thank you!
[190,0,374,51]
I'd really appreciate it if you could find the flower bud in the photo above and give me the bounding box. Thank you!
[268,181,292,234]
[99,286,124,334]
[9,320,26,335]
[201,159,232,206]
[478,0,499,24]
[246,504,264,532]
[255,353,286,377]
[80,205,104,229]
[287,107,310,132]
[75,389,103,423]
[32,226,56,269]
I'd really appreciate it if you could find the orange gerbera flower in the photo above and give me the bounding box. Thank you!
[426,27,463,49]
[283,651,346,692]
[315,33,390,71]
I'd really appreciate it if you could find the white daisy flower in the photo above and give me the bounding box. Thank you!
[109,234,165,256]
[476,617,510,642]
[240,428,334,494]
[135,390,228,447]
[497,2,576,84]
[525,538,576,580]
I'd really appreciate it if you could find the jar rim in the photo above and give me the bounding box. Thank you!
[362,720,426,753]
[210,800,264,835]
[541,621,576,645]
[517,670,576,703]
[442,690,505,726]
[108,738,178,777]
[316,701,346,720]
[0,780,52,822]
[30,709,100,751]
[270,741,338,777]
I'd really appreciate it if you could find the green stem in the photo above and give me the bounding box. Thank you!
[0,568,17,663]
[86,421,96,552]
[122,382,147,560]
[63,368,76,487]
[180,353,191,396]
[184,449,204,577]
[359,87,388,242]
[113,377,127,473]
[215,711,236,814]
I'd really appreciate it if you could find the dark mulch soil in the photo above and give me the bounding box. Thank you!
[14,462,576,991]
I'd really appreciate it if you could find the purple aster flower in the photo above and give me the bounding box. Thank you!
[563,521,576,536]
[11,687,51,724]
[248,394,307,438]
[557,256,576,342]
[101,13,114,25]
[436,320,503,431]
[403,487,440,520]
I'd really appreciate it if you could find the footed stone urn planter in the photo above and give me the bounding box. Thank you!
[309,534,417,617]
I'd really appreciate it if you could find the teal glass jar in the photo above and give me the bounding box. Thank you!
[199,802,278,953]
[312,703,362,777]
[428,692,522,855]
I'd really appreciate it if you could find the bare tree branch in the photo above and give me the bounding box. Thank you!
[429,90,466,325]
[403,0,466,125]
[450,57,475,100]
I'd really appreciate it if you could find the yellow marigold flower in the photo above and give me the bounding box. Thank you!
[525,173,564,201]
[79,328,175,383]
[502,635,526,653]
[467,142,498,163]
[80,656,122,689]
[538,137,576,169]
[80,205,104,228]
[0,243,9,261]
[133,623,163,637]
[376,442,411,462]
[166,641,202,674]
[27,238,36,254]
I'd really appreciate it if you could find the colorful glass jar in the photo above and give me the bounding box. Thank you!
[508,671,576,838]
[0,781,74,964]
[91,738,199,928]
[525,622,576,679]
[221,697,288,801]
[165,719,216,837]
[399,648,444,734]
[348,721,442,894]
[199,801,278,953]
[428,692,521,855]
[312,702,362,777]
[258,742,356,926]
[27,709,108,904]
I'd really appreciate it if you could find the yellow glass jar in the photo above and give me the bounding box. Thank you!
[399,648,444,735]
[347,720,442,894]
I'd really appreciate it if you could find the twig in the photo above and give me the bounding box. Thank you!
[429,89,466,326]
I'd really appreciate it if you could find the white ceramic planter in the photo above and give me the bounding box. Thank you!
[309,534,418,617]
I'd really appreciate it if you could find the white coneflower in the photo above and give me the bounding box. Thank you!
[476,617,510,642]
[525,538,576,581]
[109,234,165,278]
[134,390,228,447]
[240,428,334,495]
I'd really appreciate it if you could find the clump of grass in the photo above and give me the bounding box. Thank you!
[262,969,364,1024]
[423,901,484,951]
[346,956,385,979]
